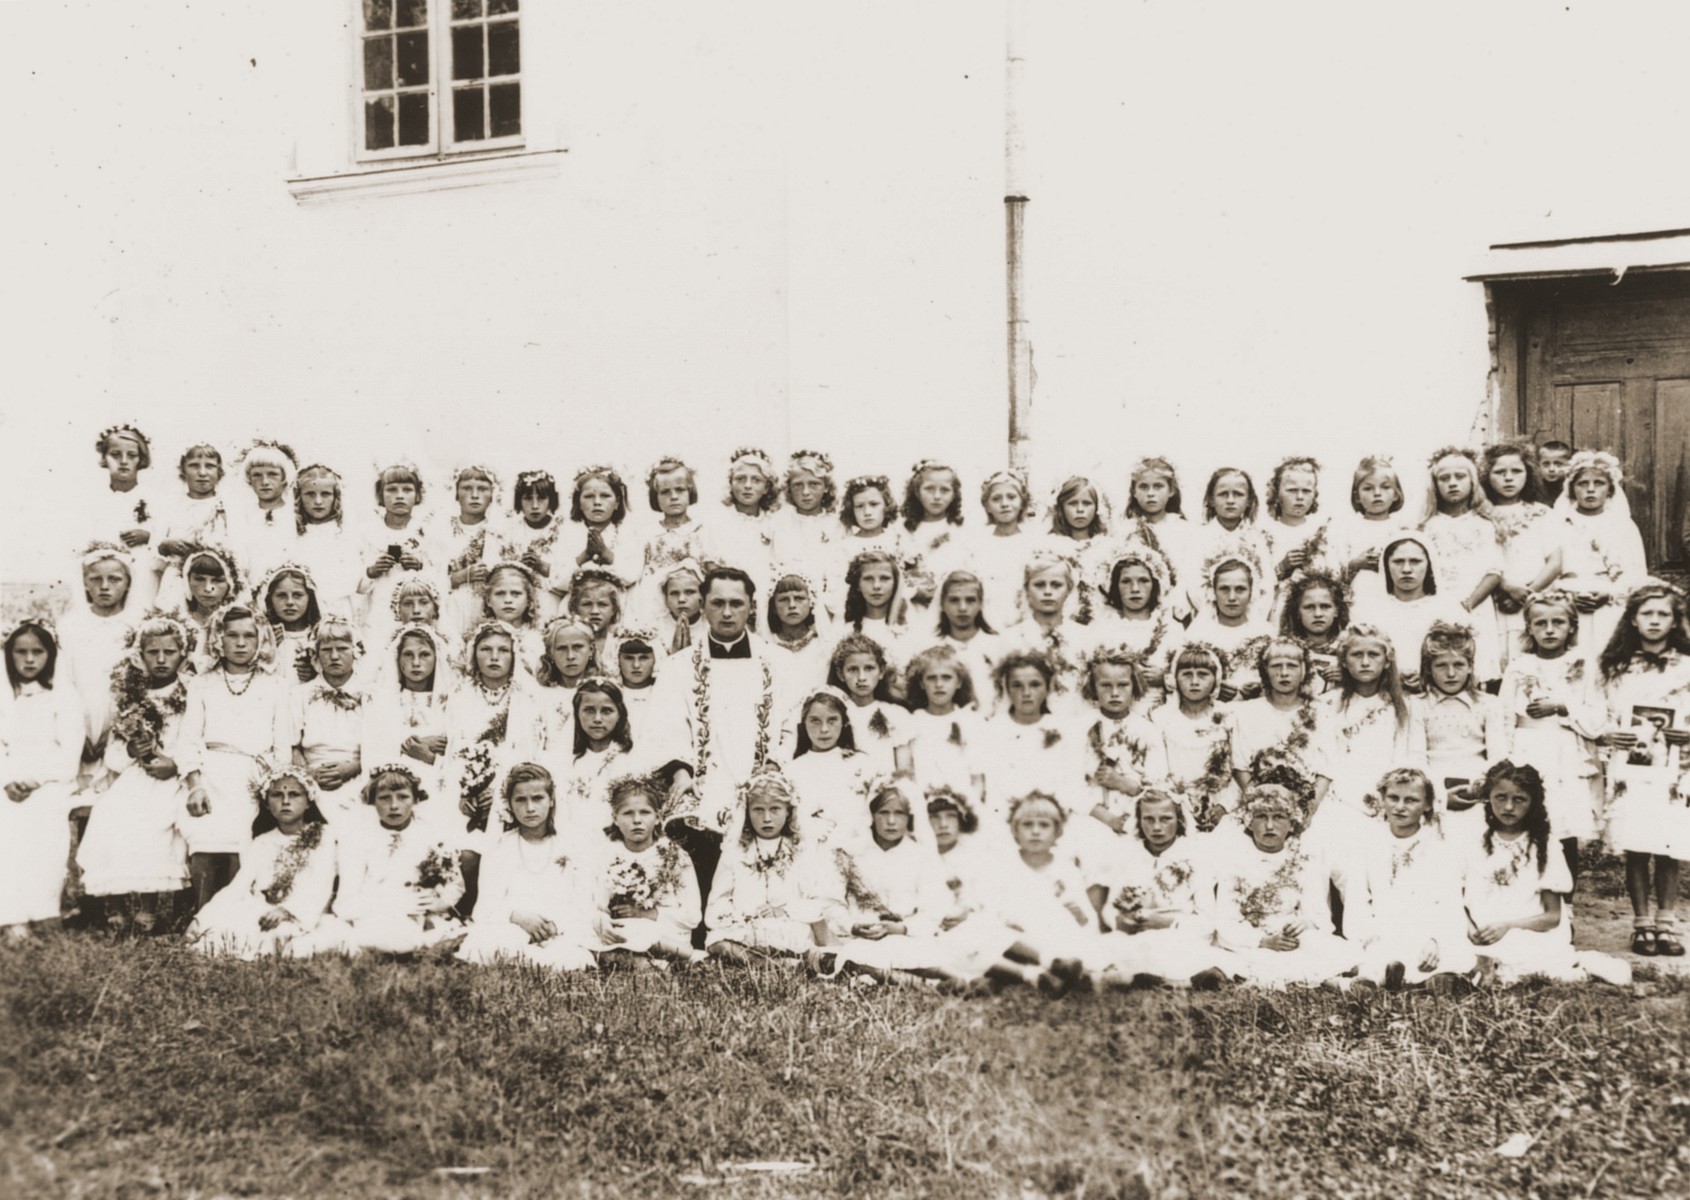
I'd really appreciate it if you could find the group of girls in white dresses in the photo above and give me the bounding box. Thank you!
[1,424,1685,993]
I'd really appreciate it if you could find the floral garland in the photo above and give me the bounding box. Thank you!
[109,663,190,755]
[607,858,657,911]
[1490,502,1549,543]
[1169,712,1232,832]
[1334,695,1393,744]
[1276,521,1328,579]
[1487,831,1537,890]
[1584,533,1628,585]
[261,823,325,906]
[1152,856,1195,900]
[685,642,776,804]
[1389,832,1421,884]
[833,847,898,920]
[446,526,489,585]
[1234,846,1308,929]
[1274,697,1320,761]
[749,835,798,879]
[458,706,509,832]
[307,683,362,713]
[1088,717,1154,774]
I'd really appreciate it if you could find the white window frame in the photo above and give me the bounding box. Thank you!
[352,0,525,166]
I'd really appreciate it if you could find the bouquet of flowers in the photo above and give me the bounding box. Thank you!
[113,699,165,761]
[608,858,656,912]
[1112,884,1151,925]
[415,846,458,892]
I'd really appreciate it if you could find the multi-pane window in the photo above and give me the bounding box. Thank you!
[359,0,521,158]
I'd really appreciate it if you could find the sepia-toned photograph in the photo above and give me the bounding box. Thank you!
[5,2,1690,1196]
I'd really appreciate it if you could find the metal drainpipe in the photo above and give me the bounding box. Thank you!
[1005,0,1031,472]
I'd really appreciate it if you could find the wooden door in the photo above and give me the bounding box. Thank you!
[1494,272,1690,569]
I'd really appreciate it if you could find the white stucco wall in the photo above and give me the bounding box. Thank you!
[6,2,1689,580]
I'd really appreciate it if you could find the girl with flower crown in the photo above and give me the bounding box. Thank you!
[1,619,85,934]
[819,780,954,982]
[153,443,229,611]
[1210,783,1355,988]
[1191,468,1274,610]
[1324,455,1408,604]
[286,616,367,819]
[1411,622,1508,812]
[1077,646,1167,848]
[604,624,661,725]
[1090,546,1177,698]
[1120,458,1198,618]
[59,546,138,783]
[186,766,336,960]
[78,612,198,931]
[983,652,1090,847]
[901,645,989,809]
[590,773,701,966]
[998,552,1093,714]
[1044,475,1115,612]
[971,469,1036,628]
[362,623,454,806]
[566,566,627,675]
[533,616,596,748]
[705,768,842,962]
[550,677,665,846]
[446,620,546,857]
[178,605,292,911]
[557,464,632,589]
[1348,768,1475,990]
[928,570,1003,711]
[1596,582,1690,958]
[841,548,911,666]
[179,546,241,676]
[1095,789,1229,989]
[477,561,546,675]
[1262,456,1332,590]
[1148,643,1240,835]
[303,763,464,956]
[1172,544,1276,701]
[357,462,437,629]
[1553,451,1649,662]
[502,469,566,612]
[1278,568,1349,689]
[85,424,162,608]
[763,565,835,697]
[650,557,705,656]
[707,447,782,594]
[822,634,911,780]
[1229,638,1328,804]
[437,464,504,635]
[1455,761,1630,985]
[291,464,362,620]
[1312,624,1423,815]
[254,562,324,683]
[227,441,299,587]
[774,450,840,573]
[832,474,901,596]
[781,688,877,848]
[638,458,709,595]
[897,459,967,611]
[1351,534,1465,687]
[1499,591,1603,867]
[1480,443,1561,670]
[1418,448,1506,683]
[456,762,597,969]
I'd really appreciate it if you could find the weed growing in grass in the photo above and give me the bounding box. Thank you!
[2,936,1687,1197]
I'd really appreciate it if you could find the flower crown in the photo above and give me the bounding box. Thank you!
[388,576,443,619]
[1424,618,1476,645]
[795,684,855,719]
[1240,782,1303,827]
[1337,623,1395,659]
[207,603,278,670]
[295,463,341,484]
[310,614,363,652]
[1007,789,1065,825]
[516,469,557,490]
[453,463,501,491]
[606,625,658,659]
[238,439,299,472]
[908,458,954,479]
[572,672,622,694]
[541,614,596,642]
[607,771,662,811]
[770,561,822,595]
[844,473,891,492]
[1095,542,1176,596]
[124,609,198,656]
[866,775,917,811]
[80,539,135,567]
[1130,455,1178,480]
[646,455,692,484]
[1170,639,1225,676]
[1566,449,1624,487]
[1275,454,1322,473]
[1629,577,1688,602]
[4,611,60,650]
[1426,445,1480,470]
[788,449,834,475]
[465,617,521,646]
[96,423,150,452]
[1023,547,1078,582]
[728,447,776,474]
[249,763,319,806]
[569,565,625,594]
[1200,538,1267,591]
[1520,587,1579,615]
[573,463,623,488]
[981,467,1028,495]
[924,782,976,821]
[1082,641,1147,674]
[364,761,425,794]
[182,543,241,588]
[254,561,318,604]
[485,558,537,586]
[738,764,798,806]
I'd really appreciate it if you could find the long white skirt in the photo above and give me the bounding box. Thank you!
[1226,930,1358,988]
[456,921,597,970]
[179,748,263,856]
[707,917,817,955]
[1096,927,1230,982]
[78,770,188,896]
[188,892,318,961]
[1357,930,1479,986]
[289,912,465,956]
[0,781,78,925]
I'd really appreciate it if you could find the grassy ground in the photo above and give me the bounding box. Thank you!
[3,935,1688,1199]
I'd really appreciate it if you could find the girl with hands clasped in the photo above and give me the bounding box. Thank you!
[1455,761,1629,984]
[456,763,598,969]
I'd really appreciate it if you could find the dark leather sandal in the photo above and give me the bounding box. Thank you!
[1631,928,1658,956]
[1654,930,1685,957]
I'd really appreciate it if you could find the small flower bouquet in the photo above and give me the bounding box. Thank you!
[608,859,656,912]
